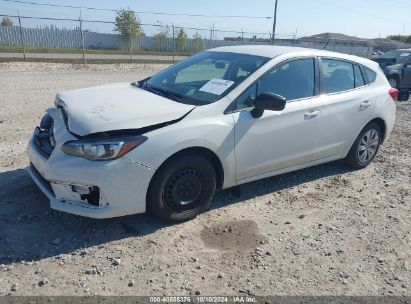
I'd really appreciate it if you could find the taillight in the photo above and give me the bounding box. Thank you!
[389,88,399,101]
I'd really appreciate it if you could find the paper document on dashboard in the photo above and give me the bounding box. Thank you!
[199,79,235,95]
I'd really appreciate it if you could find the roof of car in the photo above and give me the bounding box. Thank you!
[209,45,378,69]
[210,45,355,59]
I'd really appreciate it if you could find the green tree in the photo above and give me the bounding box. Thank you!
[192,32,204,52]
[387,34,411,44]
[154,23,170,51]
[176,28,187,52]
[114,9,144,51]
[1,17,13,27]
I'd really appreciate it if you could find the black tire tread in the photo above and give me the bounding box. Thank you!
[147,154,216,222]
[345,122,382,169]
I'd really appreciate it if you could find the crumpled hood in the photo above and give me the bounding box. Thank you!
[56,83,195,136]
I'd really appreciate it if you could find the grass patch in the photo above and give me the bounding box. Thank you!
[0,57,177,64]
[0,45,193,56]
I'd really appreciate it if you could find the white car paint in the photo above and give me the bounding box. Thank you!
[27,45,396,219]
[27,108,155,218]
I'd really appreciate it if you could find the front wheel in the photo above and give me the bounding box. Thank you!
[345,122,382,169]
[147,154,216,222]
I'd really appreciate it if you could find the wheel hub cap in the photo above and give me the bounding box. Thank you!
[165,168,203,208]
[358,129,379,164]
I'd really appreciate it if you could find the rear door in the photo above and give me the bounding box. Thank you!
[316,58,376,158]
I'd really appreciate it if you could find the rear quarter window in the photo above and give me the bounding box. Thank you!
[354,65,365,88]
[363,66,377,84]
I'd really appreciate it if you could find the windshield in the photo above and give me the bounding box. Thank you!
[140,51,270,106]
[379,50,411,64]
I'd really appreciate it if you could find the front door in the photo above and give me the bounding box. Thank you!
[233,58,322,181]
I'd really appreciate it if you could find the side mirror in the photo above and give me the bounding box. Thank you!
[251,92,287,118]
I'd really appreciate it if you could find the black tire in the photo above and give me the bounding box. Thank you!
[388,76,399,89]
[345,122,382,169]
[147,154,216,222]
[398,91,410,102]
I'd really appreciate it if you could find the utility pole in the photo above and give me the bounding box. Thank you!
[129,20,133,63]
[172,24,175,63]
[212,23,215,45]
[271,0,279,45]
[79,10,86,64]
[17,11,26,62]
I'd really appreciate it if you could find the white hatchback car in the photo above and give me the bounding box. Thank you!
[27,46,397,221]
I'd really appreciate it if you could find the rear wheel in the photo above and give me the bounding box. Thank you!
[398,90,410,102]
[147,154,216,222]
[345,122,382,169]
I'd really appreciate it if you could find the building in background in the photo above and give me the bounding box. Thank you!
[298,32,369,47]
[299,32,411,53]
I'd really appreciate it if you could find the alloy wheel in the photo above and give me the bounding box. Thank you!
[357,129,379,164]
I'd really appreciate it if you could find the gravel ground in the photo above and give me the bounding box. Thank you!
[0,63,410,296]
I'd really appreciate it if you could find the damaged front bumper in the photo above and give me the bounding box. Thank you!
[26,108,156,219]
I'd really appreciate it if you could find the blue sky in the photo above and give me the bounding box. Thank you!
[1,0,410,39]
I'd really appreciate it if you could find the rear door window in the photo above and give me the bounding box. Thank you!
[321,59,355,94]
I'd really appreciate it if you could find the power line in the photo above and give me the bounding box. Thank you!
[0,0,272,19]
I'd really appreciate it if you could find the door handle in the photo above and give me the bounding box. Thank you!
[304,111,320,119]
[360,101,373,109]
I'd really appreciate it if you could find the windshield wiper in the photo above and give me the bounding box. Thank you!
[144,84,184,103]
[134,76,151,88]
[134,77,186,103]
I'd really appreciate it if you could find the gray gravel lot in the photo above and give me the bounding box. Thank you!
[0,62,410,296]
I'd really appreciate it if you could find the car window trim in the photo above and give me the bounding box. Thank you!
[353,63,366,88]
[318,57,372,96]
[225,56,319,114]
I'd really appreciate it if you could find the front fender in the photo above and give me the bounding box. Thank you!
[125,114,237,189]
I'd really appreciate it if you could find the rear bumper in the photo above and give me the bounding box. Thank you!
[27,136,155,219]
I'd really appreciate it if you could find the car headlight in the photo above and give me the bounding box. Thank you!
[61,136,147,161]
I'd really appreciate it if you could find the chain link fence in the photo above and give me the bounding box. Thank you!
[0,13,385,63]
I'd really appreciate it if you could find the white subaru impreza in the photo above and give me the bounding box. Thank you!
[27,46,397,221]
